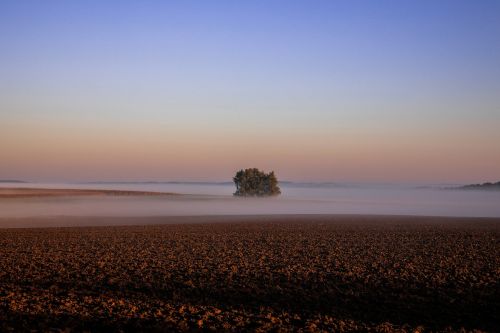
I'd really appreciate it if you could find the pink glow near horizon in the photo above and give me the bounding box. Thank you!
[1,116,499,183]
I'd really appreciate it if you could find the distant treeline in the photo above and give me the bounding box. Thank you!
[84,181,232,185]
[83,181,363,189]
[459,181,500,190]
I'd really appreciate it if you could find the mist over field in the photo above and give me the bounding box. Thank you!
[1,182,499,225]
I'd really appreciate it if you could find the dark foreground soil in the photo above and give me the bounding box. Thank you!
[0,215,498,332]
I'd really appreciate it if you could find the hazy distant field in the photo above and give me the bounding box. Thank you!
[1,184,500,220]
[0,215,498,332]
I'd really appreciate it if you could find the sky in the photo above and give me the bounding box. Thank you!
[1,0,499,183]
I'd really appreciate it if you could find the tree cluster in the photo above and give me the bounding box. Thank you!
[233,168,281,197]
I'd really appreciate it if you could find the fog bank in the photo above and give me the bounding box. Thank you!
[0,182,499,220]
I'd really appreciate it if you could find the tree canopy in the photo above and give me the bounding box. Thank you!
[233,168,281,197]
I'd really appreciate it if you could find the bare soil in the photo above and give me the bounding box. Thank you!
[0,215,498,332]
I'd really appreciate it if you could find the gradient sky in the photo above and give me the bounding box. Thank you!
[1,0,499,183]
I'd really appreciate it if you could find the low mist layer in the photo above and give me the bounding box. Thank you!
[0,183,499,225]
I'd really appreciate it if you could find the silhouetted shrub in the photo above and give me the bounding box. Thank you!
[233,168,281,197]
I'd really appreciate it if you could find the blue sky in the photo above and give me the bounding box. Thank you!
[1,1,499,182]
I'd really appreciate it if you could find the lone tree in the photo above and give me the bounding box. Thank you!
[233,168,281,197]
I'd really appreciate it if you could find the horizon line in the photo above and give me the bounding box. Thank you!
[0,179,478,187]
